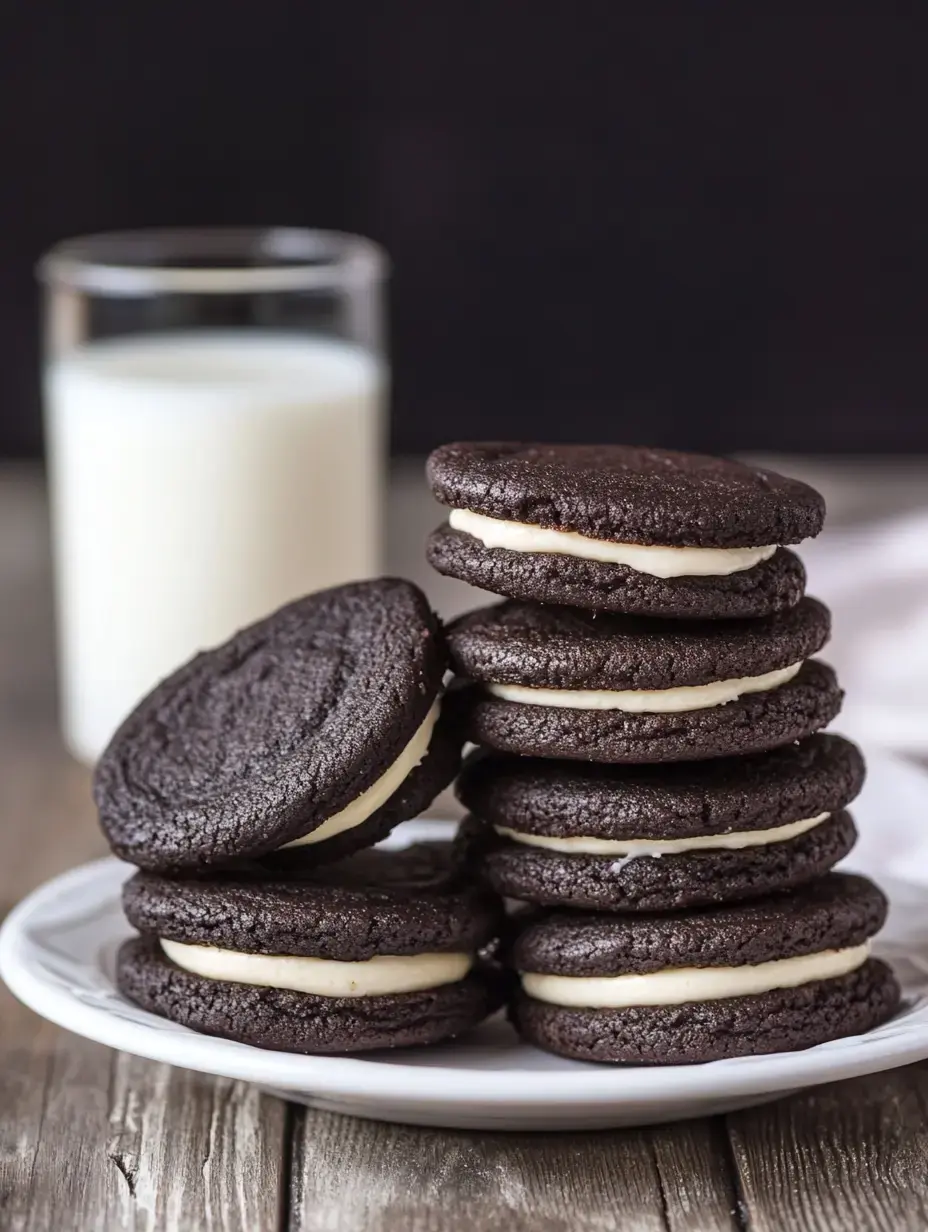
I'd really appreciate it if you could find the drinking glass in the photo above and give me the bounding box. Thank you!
[39,227,388,762]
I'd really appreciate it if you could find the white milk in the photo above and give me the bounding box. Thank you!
[45,331,385,762]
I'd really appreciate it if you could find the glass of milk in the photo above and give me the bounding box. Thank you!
[39,228,388,763]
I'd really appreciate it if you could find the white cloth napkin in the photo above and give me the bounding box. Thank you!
[803,513,928,754]
[844,748,928,887]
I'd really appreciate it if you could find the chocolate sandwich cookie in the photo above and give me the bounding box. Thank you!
[457,735,864,911]
[427,443,823,618]
[448,597,841,763]
[507,873,900,1064]
[118,843,507,1053]
[96,579,461,871]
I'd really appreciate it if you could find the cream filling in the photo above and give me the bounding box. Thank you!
[521,943,870,1009]
[495,811,830,856]
[449,508,777,578]
[161,939,473,998]
[281,699,440,849]
[486,662,802,714]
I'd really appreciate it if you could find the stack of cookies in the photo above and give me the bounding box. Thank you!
[95,442,900,1067]
[95,580,505,1053]
[427,442,900,1063]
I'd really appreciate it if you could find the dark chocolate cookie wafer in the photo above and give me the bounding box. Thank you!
[460,812,857,914]
[427,528,807,620]
[460,662,841,763]
[118,843,507,1053]
[96,579,461,871]
[506,873,899,1063]
[449,598,840,762]
[119,937,506,1054]
[428,443,825,546]
[427,443,824,617]
[456,735,865,910]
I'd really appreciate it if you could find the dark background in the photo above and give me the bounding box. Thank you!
[2,6,926,457]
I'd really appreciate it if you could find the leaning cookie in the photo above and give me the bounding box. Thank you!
[95,579,461,871]
[427,443,823,618]
[456,735,864,911]
[117,844,506,1053]
[448,597,840,763]
[507,874,900,1064]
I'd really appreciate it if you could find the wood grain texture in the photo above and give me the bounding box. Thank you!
[647,1121,740,1232]
[103,1057,288,1232]
[0,998,59,1232]
[0,1031,287,1232]
[727,1066,928,1232]
[289,1107,739,1232]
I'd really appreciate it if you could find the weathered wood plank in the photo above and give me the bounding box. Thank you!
[290,1107,665,1232]
[647,1121,740,1232]
[0,995,59,1232]
[104,1055,288,1232]
[726,1065,928,1232]
[1,1026,125,1232]
[290,1106,739,1232]
[0,1027,289,1232]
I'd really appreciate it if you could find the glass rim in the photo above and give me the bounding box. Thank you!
[37,226,388,296]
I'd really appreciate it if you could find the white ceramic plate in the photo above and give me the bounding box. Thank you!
[4,750,928,1131]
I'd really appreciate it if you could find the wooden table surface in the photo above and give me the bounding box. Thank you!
[3,460,928,1232]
